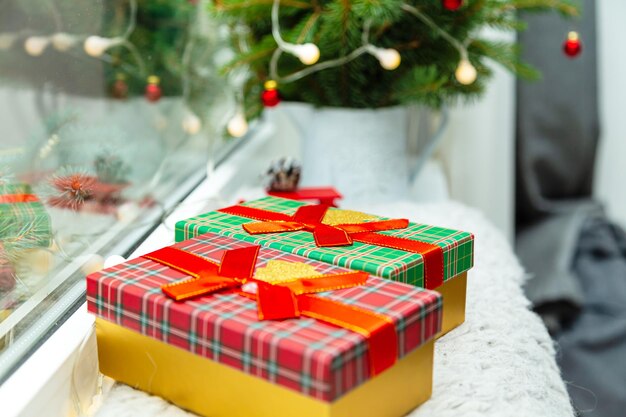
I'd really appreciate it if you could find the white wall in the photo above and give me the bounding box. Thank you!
[595,1,626,229]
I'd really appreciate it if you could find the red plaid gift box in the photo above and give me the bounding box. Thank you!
[87,232,442,417]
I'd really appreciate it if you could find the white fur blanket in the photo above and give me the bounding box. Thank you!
[95,201,574,417]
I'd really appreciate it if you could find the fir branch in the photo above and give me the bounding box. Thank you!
[471,39,540,80]
[215,0,312,12]
[296,12,321,43]
[0,217,49,260]
[503,0,580,16]
[217,0,580,108]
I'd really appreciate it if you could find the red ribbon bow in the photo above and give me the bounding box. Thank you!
[142,245,398,376]
[218,203,445,289]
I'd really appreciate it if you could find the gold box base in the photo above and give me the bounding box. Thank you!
[437,272,467,337]
[96,319,435,417]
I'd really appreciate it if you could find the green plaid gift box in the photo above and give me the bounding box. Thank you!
[0,184,52,248]
[175,196,474,289]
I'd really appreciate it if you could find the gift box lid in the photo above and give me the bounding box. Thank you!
[175,196,474,288]
[0,183,51,248]
[87,232,442,402]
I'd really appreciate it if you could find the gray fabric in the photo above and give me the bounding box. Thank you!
[515,2,626,416]
[516,0,599,326]
[516,1,599,224]
[557,217,626,417]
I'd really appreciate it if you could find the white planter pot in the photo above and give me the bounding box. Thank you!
[275,103,412,202]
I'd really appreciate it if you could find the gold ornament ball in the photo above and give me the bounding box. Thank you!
[227,113,249,138]
[24,36,50,56]
[80,254,105,275]
[455,59,477,85]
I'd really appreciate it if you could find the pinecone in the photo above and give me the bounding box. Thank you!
[264,157,301,192]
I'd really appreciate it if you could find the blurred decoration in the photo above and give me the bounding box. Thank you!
[94,150,131,185]
[0,0,242,141]
[111,74,129,99]
[0,244,16,292]
[563,31,582,58]
[213,0,580,115]
[19,248,54,276]
[79,254,105,275]
[46,168,96,210]
[44,164,133,215]
[144,75,162,103]
[226,111,248,138]
[264,157,301,192]
[0,181,53,250]
[182,111,202,135]
[104,255,126,268]
[442,0,463,11]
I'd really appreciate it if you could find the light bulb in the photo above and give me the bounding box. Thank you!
[291,43,320,65]
[51,32,76,51]
[104,255,126,269]
[24,36,49,56]
[455,58,477,85]
[84,35,120,57]
[227,112,249,138]
[0,33,16,50]
[80,254,105,275]
[374,48,401,70]
[182,112,202,135]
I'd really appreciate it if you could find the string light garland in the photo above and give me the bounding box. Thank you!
[182,110,202,135]
[268,19,401,86]
[226,110,249,137]
[261,1,480,107]
[400,4,476,85]
[455,58,477,85]
[83,35,124,57]
[270,0,320,65]
[0,33,17,50]
[24,36,50,56]
[51,32,77,51]
[368,46,401,70]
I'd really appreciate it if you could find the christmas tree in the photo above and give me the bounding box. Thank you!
[213,0,579,115]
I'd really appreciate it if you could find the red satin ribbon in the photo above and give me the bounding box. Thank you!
[218,204,444,289]
[142,245,398,376]
[0,194,39,204]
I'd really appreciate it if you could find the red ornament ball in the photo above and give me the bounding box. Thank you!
[261,80,281,107]
[145,75,162,103]
[563,32,582,58]
[442,0,463,11]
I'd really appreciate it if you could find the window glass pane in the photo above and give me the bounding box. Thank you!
[0,0,238,381]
